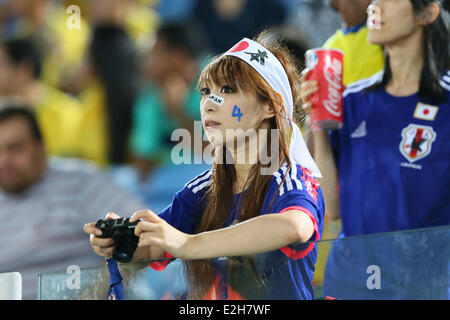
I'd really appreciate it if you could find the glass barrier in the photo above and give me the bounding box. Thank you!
[37,226,449,300]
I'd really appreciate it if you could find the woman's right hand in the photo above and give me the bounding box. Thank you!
[299,68,318,113]
[83,212,120,259]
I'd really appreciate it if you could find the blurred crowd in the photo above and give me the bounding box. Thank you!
[0,0,342,205]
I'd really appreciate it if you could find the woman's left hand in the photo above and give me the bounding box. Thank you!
[130,210,194,260]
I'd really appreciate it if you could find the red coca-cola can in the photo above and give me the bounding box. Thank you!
[304,48,344,130]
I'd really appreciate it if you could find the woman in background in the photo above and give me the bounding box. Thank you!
[302,0,449,298]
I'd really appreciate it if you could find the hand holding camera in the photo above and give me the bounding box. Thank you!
[84,212,140,263]
[85,209,191,263]
[95,217,139,263]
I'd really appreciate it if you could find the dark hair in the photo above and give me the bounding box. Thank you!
[89,23,139,164]
[0,105,42,142]
[374,0,450,104]
[156,20,207,60]
[0,37,42,79]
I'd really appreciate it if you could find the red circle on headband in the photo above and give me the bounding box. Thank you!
[229,41,249,53]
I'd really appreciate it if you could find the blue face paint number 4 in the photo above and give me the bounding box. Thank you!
[232,105,243,122]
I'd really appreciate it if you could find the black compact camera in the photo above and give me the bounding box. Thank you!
[95,218,139,263]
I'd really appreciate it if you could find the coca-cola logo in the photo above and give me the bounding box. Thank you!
[323,55,342,117]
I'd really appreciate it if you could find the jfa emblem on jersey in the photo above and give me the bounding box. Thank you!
[399,124,436,163]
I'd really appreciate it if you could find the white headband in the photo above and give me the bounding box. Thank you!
[223,38,322,178]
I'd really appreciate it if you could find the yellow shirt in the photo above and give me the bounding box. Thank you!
[323,24,384,86]
[41,7,91,88]
[35,84,82,157]
[76,81,109,167]
[124,3,160,51]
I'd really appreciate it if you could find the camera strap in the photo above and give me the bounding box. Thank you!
[106,258,125,300]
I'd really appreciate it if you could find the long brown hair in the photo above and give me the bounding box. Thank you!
[184,31,305,299]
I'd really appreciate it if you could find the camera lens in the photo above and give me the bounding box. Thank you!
[113,237,137,263]
[113,250,132,263]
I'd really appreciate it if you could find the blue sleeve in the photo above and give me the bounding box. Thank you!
[158,186,206,235]
[272,189,317,216]
[271,188,323,242]
[149,185,207,271]
[269,169,325,260]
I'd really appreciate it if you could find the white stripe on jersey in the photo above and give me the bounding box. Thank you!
[283,164,293,192]
[273,163,304,196]
[440,79,450,92]
[443,75,450,84]
[185,170,212,189]
[290,164,303,190]
[343,71,384,98]
[273,164,287,196]
[192,180,212,194]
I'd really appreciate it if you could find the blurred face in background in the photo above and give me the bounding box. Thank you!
[144,36,175,83]
[352,0,373,12]
[330,0,341,10]
[86,0,133,25]
[331,0,372,10]
[329,0,373,27]
[0,117,46,193]
[0,47,18,95]
[5,0,33,15]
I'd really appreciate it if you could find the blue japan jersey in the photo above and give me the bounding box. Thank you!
[150,163,325,300]
[330,71,450,236]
